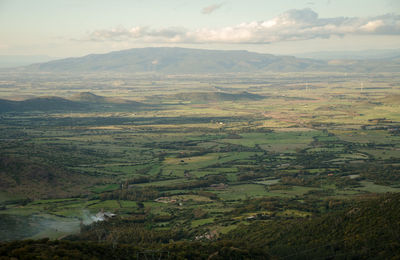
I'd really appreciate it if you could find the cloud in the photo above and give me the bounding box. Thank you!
[87,26,188,43]
[87,8,400,44]
[202,3,224,15]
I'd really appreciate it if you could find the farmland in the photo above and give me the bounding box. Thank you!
[0,71,400,246]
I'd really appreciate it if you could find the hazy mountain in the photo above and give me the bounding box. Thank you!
[25,47,400,73]
[28,47,327,73]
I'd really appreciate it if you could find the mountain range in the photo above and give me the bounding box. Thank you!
[25,47,400,74]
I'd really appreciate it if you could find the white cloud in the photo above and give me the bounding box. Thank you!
[87,8,400,44]
[202,3,224,15]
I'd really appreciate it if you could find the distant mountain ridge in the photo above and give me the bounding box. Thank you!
[26,47,400,73]
[28,47,321,73]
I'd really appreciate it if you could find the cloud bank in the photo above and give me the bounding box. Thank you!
[87,8,400,44]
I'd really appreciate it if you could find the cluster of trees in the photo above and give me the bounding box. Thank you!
[124,175,151,185]
[228,197,322,216]
[156,174,227,192]
[99,187,159,202]
[78,220,187,245]
[359,164,400,185]
[237,171,266,181]
[296,150,337,168]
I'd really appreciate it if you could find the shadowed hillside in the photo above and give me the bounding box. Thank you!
[0,92,146,113]
[0,97,87,112]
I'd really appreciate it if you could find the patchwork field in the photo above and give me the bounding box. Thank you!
[0,71,399,242]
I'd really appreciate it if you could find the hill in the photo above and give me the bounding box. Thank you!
[71,92,110,103]
[0,92,146,113]
[0,97,87,113]
[26,47,400,73]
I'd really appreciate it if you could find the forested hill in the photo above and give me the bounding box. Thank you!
[225,192,400,259]
[26,47,400,73]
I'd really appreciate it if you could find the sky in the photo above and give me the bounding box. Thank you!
[0,0,399,57]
